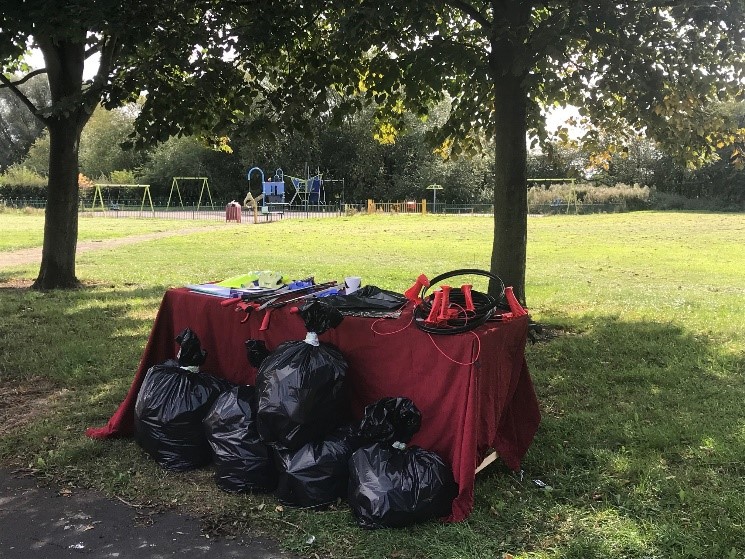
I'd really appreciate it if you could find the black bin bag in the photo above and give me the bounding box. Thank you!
[348,397,459,529]
[204,385,277,492]
[356,396,422,444]
[245,339,271,369]
[274,424,360,508]
[255,301,347,450]
[134,328,233,471]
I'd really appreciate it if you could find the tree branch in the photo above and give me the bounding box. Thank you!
[0,68,48,89]
[85,42,102,59]
[444,0,492,29]
[0,74,48,126]
[83,34,120,106]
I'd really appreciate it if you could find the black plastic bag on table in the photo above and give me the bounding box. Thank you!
[135,328,233,471]
[322,285,407,311]
[348,397,459,529]
[174,327,208,367]
[203,385,277,492]
[255,300,347,450]
[274,424,360,508]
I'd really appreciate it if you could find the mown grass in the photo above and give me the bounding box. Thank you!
[0,208,219,251]
[1,211,743,559]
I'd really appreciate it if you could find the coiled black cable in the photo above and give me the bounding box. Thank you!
[413,269,506,335]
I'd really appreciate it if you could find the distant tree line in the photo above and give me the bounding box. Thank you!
[528,104,745,210]
[2,80,494,206]
[2,75,744,209]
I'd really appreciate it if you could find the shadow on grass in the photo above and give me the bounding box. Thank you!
[0,269,34,285]
[2,292,743,559]
[0,283,169,445]
[470,316,745,559]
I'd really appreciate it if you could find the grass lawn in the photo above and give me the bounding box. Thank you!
[1,210,743,559]
[0,209,220,251]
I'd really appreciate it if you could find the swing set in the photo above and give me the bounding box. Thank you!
[166,177,216,210]
[90,183,155,212]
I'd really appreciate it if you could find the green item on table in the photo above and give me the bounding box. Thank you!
[216,273,260,288]
[216,271,285,289]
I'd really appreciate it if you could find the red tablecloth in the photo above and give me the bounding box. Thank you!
[87,288,540,522]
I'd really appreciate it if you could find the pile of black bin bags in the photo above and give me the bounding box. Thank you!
[134,301,458,529]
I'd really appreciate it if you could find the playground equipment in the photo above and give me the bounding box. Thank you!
[246,167,287,216]
[287,171,324,205]
[166,177,215,210]
[243,191,261,223]
[244,166,341,215]
[90,183,154,212]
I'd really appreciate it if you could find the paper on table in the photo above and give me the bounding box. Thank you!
[185,284,235,298]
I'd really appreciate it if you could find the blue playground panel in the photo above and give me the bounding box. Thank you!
[247,167,286,208]
[308,177,322,204]
[289,174,324,204]
[248,166,325,207]
[263,180,285,203]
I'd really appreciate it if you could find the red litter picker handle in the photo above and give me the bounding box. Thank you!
[461,284,475,312]
[503,286,528,317]
[424,289,445,325]
[414,269,507,334]
[404,274,430,303]
[437,285,452,322]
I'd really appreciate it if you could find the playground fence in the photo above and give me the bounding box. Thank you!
[364,200,494,215]
[2,197,627,218]
[528,201,627,214]
[1,197,46,210]
[76,200,344,221]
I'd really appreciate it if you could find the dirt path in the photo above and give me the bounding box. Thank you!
[0,226,224,269]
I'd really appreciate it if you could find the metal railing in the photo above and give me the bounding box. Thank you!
[1,197,630,218]
[76,200,344,221]
[1,197,46,209]
[528,201,627,214]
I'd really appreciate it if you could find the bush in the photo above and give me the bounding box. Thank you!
[527,182,651,214]
[108,170,138,184]
[0,165,48,199]
[647,190,744,212]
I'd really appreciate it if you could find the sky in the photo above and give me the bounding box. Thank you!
[26,48,99,80]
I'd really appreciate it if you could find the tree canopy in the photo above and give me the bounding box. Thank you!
[0,73,48,171]
[2,1,744,296]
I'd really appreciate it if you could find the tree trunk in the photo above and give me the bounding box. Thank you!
[33,118,83,289]
[489,73,528,304]
[32,37,90,289]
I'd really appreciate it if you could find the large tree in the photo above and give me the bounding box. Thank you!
[0,1,323,289]
[317,1,745,301]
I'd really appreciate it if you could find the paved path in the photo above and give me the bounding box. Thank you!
[0,468,291,559]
